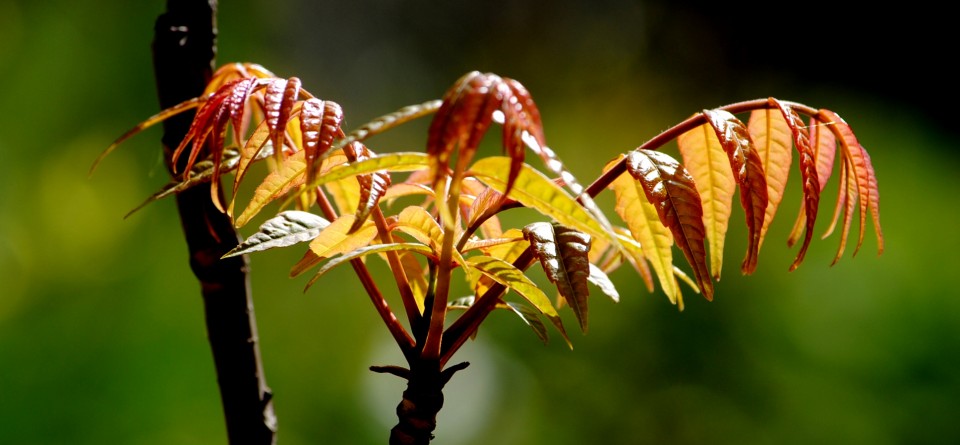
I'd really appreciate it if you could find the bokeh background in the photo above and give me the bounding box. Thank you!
[2,1,958,444]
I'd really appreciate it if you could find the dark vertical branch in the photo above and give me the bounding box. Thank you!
[152,1,277,444]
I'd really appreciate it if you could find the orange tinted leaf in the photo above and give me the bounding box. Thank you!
[702,109,769,275]
[747,107,792,249]
[863,149,884,254]
[768,99,821,271]
[394,206,444,252]
[307,215,378,260]
[235,151,307,227]
[810,116,838,193]
[819,109,873,257]
[609,230,656,294]
[264,78,300,160]
[606,156,679,303]
[677,122,734,281]
[469,157,607,239]
[831,160,858,265]
[301,99,345,186]
[427,72,497,187]
[397,252,429,313]
[342,143,392,232]
[171,78,249,175]
[625,149,712,300]
[304,243,434,291]
[786,115,836,250]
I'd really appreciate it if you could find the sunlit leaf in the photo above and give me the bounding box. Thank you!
[264,78,302,161]
[863,149,884,255]
[304,243,435,291]
[302,153,431,191]
[625,149,713,300]
[383,182,434,204]
[343,143,392,232]
[223,210,330,258]
[819,109,879,257]
[301,99,345,186]
[469,157,607,240]
[170,78,250,175]
[608,230,655,294]
[462,233,526,254]
[768,99,820,271]
[747,107,792,249]
[677,122,734,281]
[466,255,570,347]
[702,109,769,275]
[606,156,679,303]
[394,206,444,253]
[290,215,379,277]
[325,176,360,218]
[428,72,506,190]
[332,100,442,154]
[235,150,307,227]
[126,147,251,218]
[523,222,592,332]
[503,302,549,345]
[587,264,619,303]
[308,215,378,259]
[398,251,429,313]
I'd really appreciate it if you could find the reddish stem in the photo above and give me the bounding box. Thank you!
[583,98,816,199]
[314,189,415,352]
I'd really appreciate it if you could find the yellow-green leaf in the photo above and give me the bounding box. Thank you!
[606,156,679,303]
[305,243,435,291]
[235,150,307,228]
[469,157,606,239]
[678,122,734,281]
[701,109,768,275]
[625,150,712,301]
[466,255,570,347]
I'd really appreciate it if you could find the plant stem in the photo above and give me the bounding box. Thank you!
[583,98,815,198]
[152,1,276,444]
[371,360,470,445]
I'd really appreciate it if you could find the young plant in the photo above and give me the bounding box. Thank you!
[95,62,883,444]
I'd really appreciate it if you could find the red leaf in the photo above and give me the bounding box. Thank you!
[301,99,345,186]
[819,109,873,257]
[768,99,821,271]
[343,142,391,232]
[702,109,769,275]
[625,150,712,300]
[264,78,303,160]
[170,78,248,175]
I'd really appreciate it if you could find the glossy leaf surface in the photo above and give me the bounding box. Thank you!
[523,222,593,332]
[625,149,713,300]
[223,211,330,258]
[701,109,768,275]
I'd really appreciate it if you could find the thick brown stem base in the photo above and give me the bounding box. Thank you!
[372,361,469,445]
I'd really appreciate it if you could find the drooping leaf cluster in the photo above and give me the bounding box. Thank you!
[95,63,883,362]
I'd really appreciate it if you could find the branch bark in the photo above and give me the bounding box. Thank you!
[152,1,277,443]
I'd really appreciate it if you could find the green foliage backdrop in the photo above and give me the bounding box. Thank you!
[1,1,956,444]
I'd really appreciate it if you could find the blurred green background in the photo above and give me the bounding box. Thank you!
[2,1,957,444]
